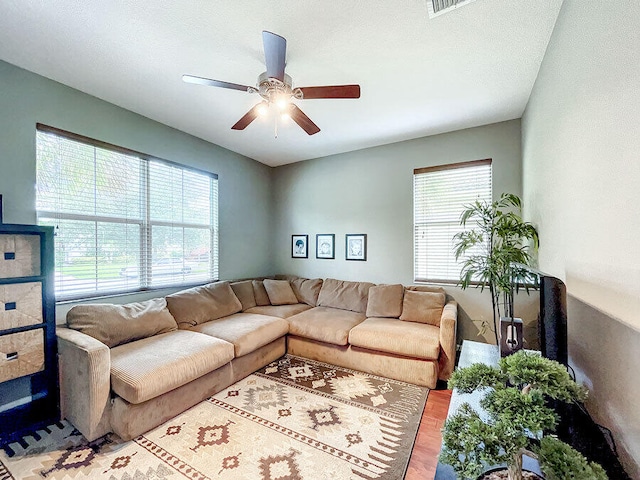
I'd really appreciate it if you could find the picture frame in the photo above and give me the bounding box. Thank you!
[291,234,308,258]
[315,234,335,259]
[345,234,367,261]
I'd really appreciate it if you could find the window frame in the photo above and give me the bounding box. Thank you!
[413,158,492,284]
[35,123,219,301]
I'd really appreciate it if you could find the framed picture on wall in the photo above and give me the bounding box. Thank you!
[316,234,335,259]
[291,234,308,258]
[345,234,367,261]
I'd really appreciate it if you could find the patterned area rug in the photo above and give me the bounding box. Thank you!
[0,355,428,479]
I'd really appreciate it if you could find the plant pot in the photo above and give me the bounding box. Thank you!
[477,467,544,480]
[499,317,524,357]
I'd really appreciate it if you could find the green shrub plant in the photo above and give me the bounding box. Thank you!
[453,193,539,344]
[439,351,607,480]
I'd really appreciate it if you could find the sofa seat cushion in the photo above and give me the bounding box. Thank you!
[349,317,441,360]
[110,330,234,404]
[189,313,289,357]
[288,306,366,346]
[244,303,312,319]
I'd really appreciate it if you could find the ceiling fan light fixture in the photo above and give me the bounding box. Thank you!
[275,95,290,110]
[257,102,269,116]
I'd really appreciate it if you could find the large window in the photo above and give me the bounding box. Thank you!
[413,159,492,283]
[36,124,218,300]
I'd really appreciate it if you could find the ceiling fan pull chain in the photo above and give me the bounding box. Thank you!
[274,115,278,139]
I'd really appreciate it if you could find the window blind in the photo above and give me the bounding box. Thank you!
[35,124,218,300]
[413,159,492,283]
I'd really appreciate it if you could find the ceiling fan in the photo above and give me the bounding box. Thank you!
[183,31,361,136]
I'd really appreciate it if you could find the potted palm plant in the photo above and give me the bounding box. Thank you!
[439,350,608,480]
[453,193,539,347]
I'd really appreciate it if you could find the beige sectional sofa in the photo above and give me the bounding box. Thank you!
[57,275,457,442]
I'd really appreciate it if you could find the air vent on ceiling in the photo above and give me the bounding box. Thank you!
[427,0,478,18]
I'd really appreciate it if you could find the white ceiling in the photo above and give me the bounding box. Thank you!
[0,0,563,167]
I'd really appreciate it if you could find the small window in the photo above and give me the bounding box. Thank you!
[36,124,219,300]
[413,159,492,283]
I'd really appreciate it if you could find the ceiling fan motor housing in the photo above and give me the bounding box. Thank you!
[257,72,303,103]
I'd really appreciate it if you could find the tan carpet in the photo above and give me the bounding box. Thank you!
[0,355,428,479]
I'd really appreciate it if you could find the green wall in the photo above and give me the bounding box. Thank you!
[0,59,274,290]
[522,1,640,475]
[272,119,524,284]
[272,119,540,345]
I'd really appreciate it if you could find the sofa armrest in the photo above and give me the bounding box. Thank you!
[57,327,112,441]
[438,300,458,381]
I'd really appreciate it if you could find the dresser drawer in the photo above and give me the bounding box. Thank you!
[0,330,45,383]
[0,282,43,330]
[0,234,41,278]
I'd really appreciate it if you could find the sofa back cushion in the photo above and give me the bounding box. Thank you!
[166,281,242,328]
[366,284,404,318]
[252,280,271,306]
[263,279,299,305]
[230,280,257,310]
[405,285,446,295]
[317,278,374,313]
[275,274,323,306]
[399,290,445,326]
[274,274,299,282]
[66,297,177,348]
[290,277,323,306]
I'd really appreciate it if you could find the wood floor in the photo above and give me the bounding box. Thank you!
[405,389,452,480]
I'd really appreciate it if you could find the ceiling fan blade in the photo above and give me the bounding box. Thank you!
[262,31,286,82]
[231,103,263,130]
[289,104,320,135]
[298,85,361,99]
[182,75,252,92]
